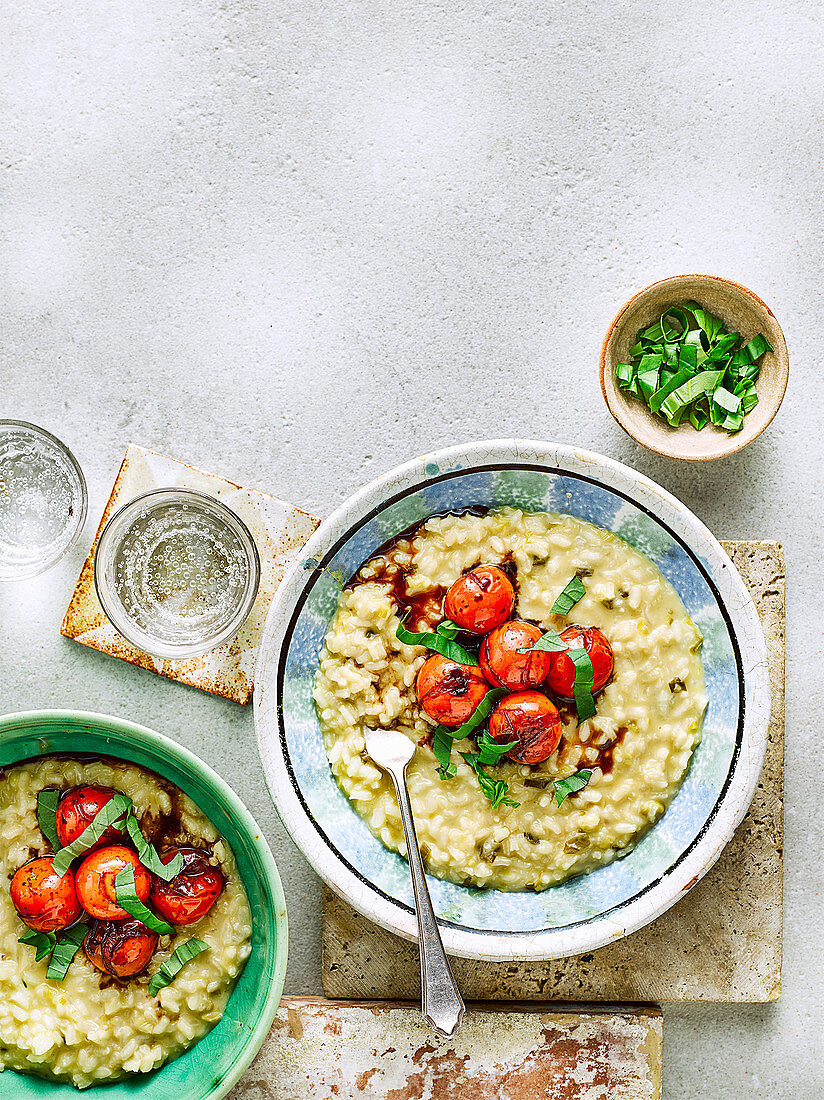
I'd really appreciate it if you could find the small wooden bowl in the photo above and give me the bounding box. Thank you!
[600,274,789,461]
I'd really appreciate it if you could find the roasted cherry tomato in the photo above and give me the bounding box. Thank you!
[479,620,552,690]
[10,856,82,932]
[443,565,515,633]
[489,691,563,765]
[416,654,490,727]
[150,847,225,926]
[545,625,614,697]
[84,918,158,979]
[75,845,151,920]
[55,785,126,849]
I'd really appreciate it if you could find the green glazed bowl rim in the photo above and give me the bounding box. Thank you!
[0,709,288,1099]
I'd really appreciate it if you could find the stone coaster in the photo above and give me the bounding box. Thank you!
[321,542,784,1003]
[229,996,662,1099]
[61,445,319,705]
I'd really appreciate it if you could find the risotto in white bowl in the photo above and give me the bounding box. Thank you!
[315,508,708,892]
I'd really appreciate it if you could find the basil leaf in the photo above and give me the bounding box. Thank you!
[396,617,478,666]
[46,923,88,981]
[51,792,132,876]
[459,753,519,809]
[432,727,457,780]
[124,814,183,881]
[568,646,596,721]
[435,619,461,640]
[37,790,62,850]
[19,927,58,961]
[429,688,508,779]
[475,729,518,767]
[554,769,593,807]
[148,938,209,997]
[550,575,586,616]
[113,866,174,935]
[517,625,569,654]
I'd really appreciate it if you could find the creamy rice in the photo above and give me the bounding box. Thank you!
[314,508,707,891]
[0,756,252,1088]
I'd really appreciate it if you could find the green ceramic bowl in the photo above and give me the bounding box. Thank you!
[0,710,288,1099]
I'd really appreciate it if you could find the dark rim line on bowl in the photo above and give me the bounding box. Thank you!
[275,461,745,937]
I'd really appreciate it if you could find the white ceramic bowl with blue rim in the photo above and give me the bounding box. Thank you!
[254,441,770,960]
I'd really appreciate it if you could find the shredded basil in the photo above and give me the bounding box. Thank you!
[46,924,87,981]
[148,938,209,996]
[554,769,593,806]
[616,302,773,433]
[551,576,586,616]
[517,625,569,654]
[430,688,507,780]
[19,927,58,961]
[37,789,62,850]
[432,728,457,779]
[435,619,461,640]
[396,616,478,665]
[459,753,519,809]
[474,729,518,767]
[51,793,132,876]
[113,866,174,935]
[568,646,597,721]
[124,814,183,881]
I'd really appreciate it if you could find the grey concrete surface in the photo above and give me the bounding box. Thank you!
[1,1,821,1096]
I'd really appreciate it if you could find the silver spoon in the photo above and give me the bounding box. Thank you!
[364,727,465,1037]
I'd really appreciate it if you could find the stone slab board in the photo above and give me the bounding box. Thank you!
[61,444,319,704]
[229,996,662,1099]
[321,541,784,1003]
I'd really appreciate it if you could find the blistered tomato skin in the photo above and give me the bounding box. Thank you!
[479,620,553,690]
[150,847,225,926]
[75,845,151,921]
[55,786,126,849]
[10,856,82,932]
[443,565,516,633]
[545,626,615,697]
[416,654,490,727]
[84,918,159,979]
[489,691,563,765]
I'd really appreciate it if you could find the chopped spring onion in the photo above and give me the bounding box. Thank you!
[37,789,62,850]
[124,814,183,880]
[396,616,478,666]
[148,938,209,996]
[553,769,593,807]
[113,866,174,935]
[551,575,586,615]
[52,793,132,876]
[616,301,773,434]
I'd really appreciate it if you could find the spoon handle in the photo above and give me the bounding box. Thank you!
[387,763,465,1038]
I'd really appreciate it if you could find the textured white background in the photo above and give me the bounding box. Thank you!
[2,2,822,1096]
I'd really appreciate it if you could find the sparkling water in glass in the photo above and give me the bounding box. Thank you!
[94,488,260,659]
[0,421,87,580]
